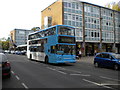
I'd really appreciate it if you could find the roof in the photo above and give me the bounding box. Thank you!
[101,52,115,54]
[28,25,75,35]
[41,0,120,13]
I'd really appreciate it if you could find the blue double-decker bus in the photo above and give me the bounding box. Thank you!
[27,25,76,63]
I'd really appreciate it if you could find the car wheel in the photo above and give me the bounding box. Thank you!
[114,64,119,70]
[94,62,99,67]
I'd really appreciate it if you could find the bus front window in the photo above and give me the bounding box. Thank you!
[58,26,75,36]
[56,45,75,55]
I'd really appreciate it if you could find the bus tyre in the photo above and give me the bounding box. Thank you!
[45,56,49,64]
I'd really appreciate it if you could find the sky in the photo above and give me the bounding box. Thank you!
[0,0,119,39]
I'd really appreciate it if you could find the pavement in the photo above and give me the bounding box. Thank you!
[77,56,94,64]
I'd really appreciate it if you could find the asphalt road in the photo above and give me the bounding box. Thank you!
[2,54,120,89]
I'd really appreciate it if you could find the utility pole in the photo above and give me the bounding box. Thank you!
[82,2,86,56]
[99,8,103,52]
[112,11,116,53]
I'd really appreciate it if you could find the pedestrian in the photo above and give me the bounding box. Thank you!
[78,49,82,59]
[94,50,97,55]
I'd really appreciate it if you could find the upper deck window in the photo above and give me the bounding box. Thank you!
[58,26,75,36]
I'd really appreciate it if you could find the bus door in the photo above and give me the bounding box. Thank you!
[49,45,56,62]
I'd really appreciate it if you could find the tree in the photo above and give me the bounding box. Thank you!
[31,27,40,32]
[0,37,10,50]
[105,1,120,11]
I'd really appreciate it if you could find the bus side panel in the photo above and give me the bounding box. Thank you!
[37,52,45,61]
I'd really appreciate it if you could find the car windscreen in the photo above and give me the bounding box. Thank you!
[112,54,120,59]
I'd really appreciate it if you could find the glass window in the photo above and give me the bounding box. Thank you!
[58,26,75,36]
[64,13,67,19]
[76,3,79,9]
[68,14,72,20]
[51,46,56,53]
[72,21,75,26]
[68,9,71,12]
[56,45,76,55]
[72,3,75,9]
[72,15,75,20]
[68,21,71,25]
[68,3,71,8]
[76,15,79,21]
[64,2,67,7]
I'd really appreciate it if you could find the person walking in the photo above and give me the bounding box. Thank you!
[78,49,82,59]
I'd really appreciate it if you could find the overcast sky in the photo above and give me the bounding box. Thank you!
[0,0,119,39]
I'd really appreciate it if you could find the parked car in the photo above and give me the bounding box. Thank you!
[94,52,120,70]
[0,53,11,78]
[11,50,15,54]
[21,50,26,55]
[15,51,22,55]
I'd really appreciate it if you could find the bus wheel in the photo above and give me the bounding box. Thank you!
[45,56,49,64]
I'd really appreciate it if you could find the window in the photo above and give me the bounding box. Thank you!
[68,3,71,8]
[51,46,56,53]
[64,2,67,7]
[102,54,110,59]
[91,32,94,37]
[72,15,75,20]
[76,15,79,21]
[72,3,75,9]
[76,3,79,9]
[68,14,71,20]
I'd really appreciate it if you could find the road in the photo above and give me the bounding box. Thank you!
[2,54,120,89]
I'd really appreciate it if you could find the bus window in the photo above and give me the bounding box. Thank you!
[56,45,75,55]
[51,46,56,53]
[58,26,75,36]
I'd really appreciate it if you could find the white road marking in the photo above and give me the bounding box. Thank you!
[47,67,67,74]
[15,75,20,80]
[56,70,67,74]
[100,76,120,82]
[11,71,15,74]
[83,79,114,89]
[46,67,56,70]
[70,74,90,76]
[21,83,28,89]
[100,83,120,86]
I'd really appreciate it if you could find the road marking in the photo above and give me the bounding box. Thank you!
[100,83,120,86]
[11,71,15,74]
[70,74,90,76]
[83,79,114,89]
[57,66,66,70]
[21,83,28,89]
[56,70,67,74]
[100,76,120,82]
[47,67,67,74]
[15,75,20,80]
[46,67,56,70]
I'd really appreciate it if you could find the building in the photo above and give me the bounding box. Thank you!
[10,29,34,49]
[41,0,120,55]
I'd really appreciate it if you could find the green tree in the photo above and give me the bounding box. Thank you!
[0,37,10,50]
[31,27,40,32]
[105,1,120,11]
